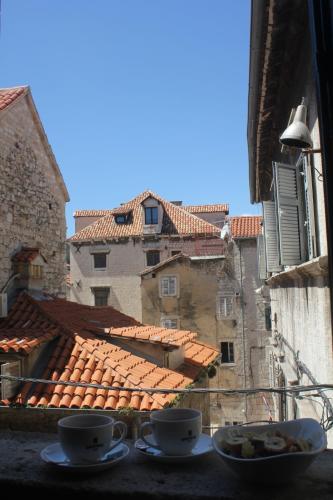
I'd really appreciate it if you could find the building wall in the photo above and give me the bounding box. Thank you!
[0,96,67,299]
[69,235,225,321]
[256,32,332,441]
[190,211,226,229]
[269,260,333,445]
[141,239,274,429]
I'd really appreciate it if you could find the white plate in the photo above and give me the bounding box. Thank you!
[40,442,129,472]
[135,433,213,462]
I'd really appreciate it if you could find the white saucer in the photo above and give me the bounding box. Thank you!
[135,433,213,462]
[40,442,129,472]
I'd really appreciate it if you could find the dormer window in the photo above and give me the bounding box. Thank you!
[145,207,158,225]
[115,214,128,224]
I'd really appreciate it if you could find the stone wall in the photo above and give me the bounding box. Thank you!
[141,240,274,429]
[69,236,225,321]
[0,94,67,299]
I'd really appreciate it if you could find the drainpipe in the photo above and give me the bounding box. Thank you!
[239,241,248,420]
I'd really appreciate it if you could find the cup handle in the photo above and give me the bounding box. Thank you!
[140,421,161,449]
[110,420,127,450]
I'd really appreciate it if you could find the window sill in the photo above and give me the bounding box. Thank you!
[0,429,331,498]
[267,255,328,284]
[220,363,236,367]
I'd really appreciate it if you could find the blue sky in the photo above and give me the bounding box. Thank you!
[0,0,259,236]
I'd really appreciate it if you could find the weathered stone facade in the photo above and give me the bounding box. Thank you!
[0,88,69,302]
[141,237,274,429]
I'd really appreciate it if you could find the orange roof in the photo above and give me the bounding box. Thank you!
[74,210,114,217]
[11,247,46,263]
[184,204,229,214]
[107,325,196,347]
[0,86,27,111]
[69,191,221,242]
[229,216,262,238]
[0,293,219,411]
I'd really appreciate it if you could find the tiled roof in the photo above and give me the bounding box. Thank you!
[0,293,219,411]
[11,247,45,263]
[0,86,27,111]
[106,325,196,347]
[69,191,221,241]
[140,253,186,276]
[229,216,262,238]
[183,204,229,214]
[74,210,114,217]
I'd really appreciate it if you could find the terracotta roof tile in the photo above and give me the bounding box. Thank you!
[11,247,45,263]
[69,191,221,241]
[0,86,27,111]
[229,216,262,238]
[74,210,114,217]
[183,204,229,214]
[0,292,219,411]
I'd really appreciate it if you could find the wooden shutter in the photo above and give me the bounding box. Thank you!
[273,162,306,266]
[262,201,281,272]
[1,361,21,399]
[302,155,317,259]
[257,234,267,280]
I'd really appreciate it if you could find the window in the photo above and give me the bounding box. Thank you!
[216,294,234,319]
[221,342,235,364]
[146,250,160,267]
[160,276,177,297]
[115,214,128,224]
[30,264,43,279]
[265,305,272,331]
[161,318,178,329]
[92,288,110,306]
[262,158,313,273]
[145,207,158,225]
[93,253,107,269]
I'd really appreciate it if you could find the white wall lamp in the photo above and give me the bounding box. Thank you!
[280,98,321,154]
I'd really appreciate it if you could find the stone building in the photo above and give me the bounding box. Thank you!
[0,86,69,307]
[141,215,274,428]
[248,0,333,444]
[68,191,227,321]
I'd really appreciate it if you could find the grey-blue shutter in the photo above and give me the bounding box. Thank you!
[262,201,281,272]
[257,234,267,280]
[273,162,306,266]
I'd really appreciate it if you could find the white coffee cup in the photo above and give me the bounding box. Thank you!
[140,408,202,456]
[58,414,127,464]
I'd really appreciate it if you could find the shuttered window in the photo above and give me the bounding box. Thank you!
[262,201,281,273]
[273,162,306,266]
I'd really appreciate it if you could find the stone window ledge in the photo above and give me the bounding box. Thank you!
[1,429,332,499]
[267,255,329,285]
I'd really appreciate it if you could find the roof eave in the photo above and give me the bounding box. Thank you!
[247,0,270,204]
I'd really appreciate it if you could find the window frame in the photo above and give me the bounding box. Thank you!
[220,341,235,364]
[144,206,158,225]
[92,287,110,306]
[160,276,178,297]
[146,250,160,267]
[160,317,179,329]
[92,253,107,270]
